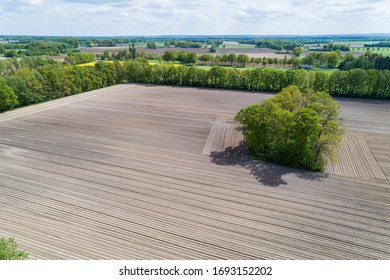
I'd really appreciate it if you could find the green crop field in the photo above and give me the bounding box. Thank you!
[350,47,390,56]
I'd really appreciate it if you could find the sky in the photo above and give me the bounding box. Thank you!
[0,0,389,36]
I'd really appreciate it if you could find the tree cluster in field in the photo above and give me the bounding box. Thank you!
[160,50,198,64]
[1,56,390,113]
[98,44,139,61]
[164,40,205,48]
[0,41,77,57]
[235,85,344,172]
[0,237,28,260]
[301,51,390,70]
[255,40,299,51]
[322,43,350,51]
[338,52,390,70]
[146,41,158,49]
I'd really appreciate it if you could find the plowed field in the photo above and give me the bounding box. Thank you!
[0,85,389,259]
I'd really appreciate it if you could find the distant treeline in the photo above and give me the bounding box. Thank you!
[364,42,390,48]
[1,57,390,112]
[164,41,205,48]
[0,38,130,58]
[0,41,77,57]
[322,43,350,51]
[254,40,298,50]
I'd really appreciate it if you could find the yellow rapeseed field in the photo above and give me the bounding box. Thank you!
[76,62,97,67]
[77,61,182,67]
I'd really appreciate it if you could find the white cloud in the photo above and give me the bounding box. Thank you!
[0,0,389,35]
[25,0,46,6]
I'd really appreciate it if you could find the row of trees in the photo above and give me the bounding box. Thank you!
[116,59,390,98]
[322,43,350,51]
[0,57,117,111]
[364,42,390,48]
[161,50,198,64]
[1,56,390,112]
[159,49,390,71]
[164,40,204,48]
[255,40,298,50]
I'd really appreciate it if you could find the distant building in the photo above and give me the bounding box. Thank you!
[300,65,313,70]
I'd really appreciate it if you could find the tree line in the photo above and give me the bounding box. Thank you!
[122,61,390,98]
[364,42,390,48]
[1,57,390,112]
[0,57,117,111]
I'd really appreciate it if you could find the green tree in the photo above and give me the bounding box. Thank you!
[0,76,18,111]
[185,52,198,64]
[235,85,344,171]
[227,53,237,65]
[129,42,137,59]
[5,68,45,106]
[302,52,317,66]
[320,51,340,68]
[102,50,111,60]
[177,51,188,63]
[199,54,212,64]
[125,57,150,82]
[5,50,19,58]
[162,50,177,63]
[95,61,118,86]
[146,41,157,49]
[210,45,217,53]
[292,47,303,57]
[291,57,301,68]
[0,237,28,260]
[237,54,250,67]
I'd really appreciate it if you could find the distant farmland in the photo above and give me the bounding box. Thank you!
[0,85,389,259]
[79,46,292,59]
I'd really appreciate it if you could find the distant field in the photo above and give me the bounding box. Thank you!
[334,41,380,45]
[193,65,336,73]
[80,46,291,59]
[365,48,390,56]
[350,48,390,56]
[76,60,337,73]
[221,43,256,49]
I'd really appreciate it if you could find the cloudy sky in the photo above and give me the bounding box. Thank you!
[0,0,389,36]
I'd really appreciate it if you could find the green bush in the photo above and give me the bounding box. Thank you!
[0,237,29,260]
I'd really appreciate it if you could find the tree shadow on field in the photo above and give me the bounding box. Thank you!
[210,143,327,187]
